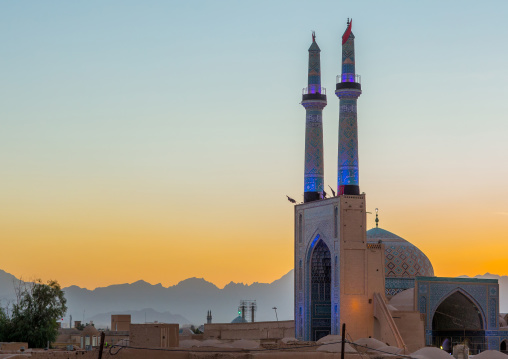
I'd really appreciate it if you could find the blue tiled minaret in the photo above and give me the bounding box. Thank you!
[336,19,362,196]
[302,32,327,203]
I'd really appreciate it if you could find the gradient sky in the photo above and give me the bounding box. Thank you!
[1,1,508,290]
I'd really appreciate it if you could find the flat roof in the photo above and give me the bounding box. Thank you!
[416,276,498,284]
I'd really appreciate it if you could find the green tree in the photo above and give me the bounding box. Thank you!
[0,306,11,340]
[8,279,67,348]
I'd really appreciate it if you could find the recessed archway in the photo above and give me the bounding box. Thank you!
[431,291,485,354]
[310,239,331,341]
[501,340,507,353]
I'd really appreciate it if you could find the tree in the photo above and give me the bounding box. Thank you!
[0,306,11,340]
[6,279,67,348]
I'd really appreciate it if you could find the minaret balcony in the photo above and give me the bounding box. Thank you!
[336,74,361,91]
[302,86,327,101]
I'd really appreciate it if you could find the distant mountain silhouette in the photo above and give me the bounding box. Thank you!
[0,269,506,328]
[62,271,294,327]
[0,269,20,306]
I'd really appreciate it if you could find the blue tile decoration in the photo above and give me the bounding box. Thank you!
[367,227,433,297]
[416,277,501,349]
[302,36,326,199]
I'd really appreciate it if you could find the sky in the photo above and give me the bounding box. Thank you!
[1,1,508,290]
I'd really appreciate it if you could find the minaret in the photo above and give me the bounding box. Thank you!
[336,19,362,195]
[302,32,327,203]
[206,310,212,324]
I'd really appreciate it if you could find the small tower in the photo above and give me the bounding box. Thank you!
[336,19,362,195]
[302,32,327,203]
[206,310,212,324]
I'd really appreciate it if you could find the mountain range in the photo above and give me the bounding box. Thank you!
[0,269,293,328]
[0,269,506,329]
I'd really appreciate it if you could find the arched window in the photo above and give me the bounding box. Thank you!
[310,240,331,341]
[334,256,339,286]
[299,214,303,243]
[334,207,338,238]
[298,260,303,290]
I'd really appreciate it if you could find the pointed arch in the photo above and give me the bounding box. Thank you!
[308,238,331,341]
[305,232,322,263]
[501,339,508,352]
[431,287,486,330]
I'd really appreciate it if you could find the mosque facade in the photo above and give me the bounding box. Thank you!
[294,20,508,354]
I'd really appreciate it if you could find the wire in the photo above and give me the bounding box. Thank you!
[346,341,416,359]
[106,339,419,358]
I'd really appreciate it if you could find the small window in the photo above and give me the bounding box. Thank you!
[298,214,303,243]
[334,207,338,238]
[298,260,303,290]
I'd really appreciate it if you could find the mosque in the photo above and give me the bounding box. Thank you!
[293,20,508,354]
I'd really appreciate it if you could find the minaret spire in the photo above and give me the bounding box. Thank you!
[336,19,362,195]
[302,32,327,203]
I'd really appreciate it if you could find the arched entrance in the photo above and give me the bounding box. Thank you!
[432,291,485,354]
[501,340,507,353]
[310,239,331,341]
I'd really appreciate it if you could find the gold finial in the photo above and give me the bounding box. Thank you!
[375,208,379,228]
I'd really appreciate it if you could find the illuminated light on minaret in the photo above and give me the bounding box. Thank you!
[302,32,327,203]
[336,19,362,196]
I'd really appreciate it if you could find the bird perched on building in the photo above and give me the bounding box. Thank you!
[286,195,297,204]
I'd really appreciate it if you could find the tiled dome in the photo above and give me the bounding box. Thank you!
[367,227,434,278]
[231,316,248,324]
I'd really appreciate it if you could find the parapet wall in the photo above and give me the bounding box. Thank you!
[130,323,179,348]
[0,342,28,351]
[204,320,295,341]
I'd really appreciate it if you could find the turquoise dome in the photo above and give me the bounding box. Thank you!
[367,227,434,278]
[231,316,248,324]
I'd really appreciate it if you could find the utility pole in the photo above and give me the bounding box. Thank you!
[272,307,278,321]
[98,332,105,359]
[341,323,346,359]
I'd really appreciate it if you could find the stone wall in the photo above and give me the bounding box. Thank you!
[392,311,425,353]
[203,320,294,341]
[111,315,131,331]
[130,323,179,348]
[0,342,28,351]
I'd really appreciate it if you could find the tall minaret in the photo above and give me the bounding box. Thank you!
[302,32,327,203]
[336,19,362,195]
